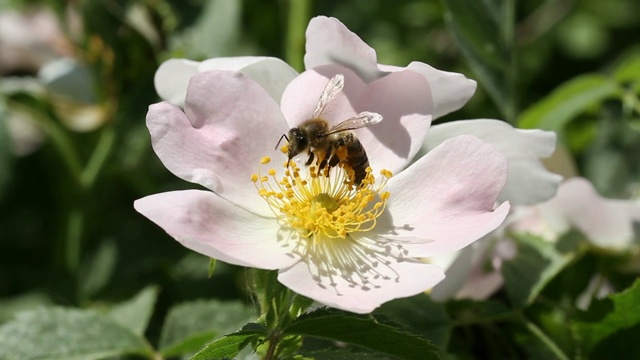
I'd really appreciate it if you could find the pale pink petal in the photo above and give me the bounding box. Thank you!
[154,58,200,107]
[278,257,444,314]
[200,56,298,103]
[155,57,298,107]
[147,71,288,215]
[280,65,432,174]
[553,178,640,249]
[379,135,510,256]
[378,62,477,120]
[423,119,562,205]
[134,190,299,269]
[305,17,474,120]
[304,16,383,82]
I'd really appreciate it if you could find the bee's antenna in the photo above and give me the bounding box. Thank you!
[275,134,289,150]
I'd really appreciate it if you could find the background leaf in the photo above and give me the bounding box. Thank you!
[518,74,620,132]
[0,307,151,360]
[441,0,516,121]
[283,308,440,360]
[572,279,640,358]
[159,299,256,357]
[189,323,267,360]
[501,233,577,308]
[105,285,158,336]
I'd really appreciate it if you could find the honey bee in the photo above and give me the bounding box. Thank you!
[276,74,383,186]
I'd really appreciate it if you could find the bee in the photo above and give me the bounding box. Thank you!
[276,74,383,186]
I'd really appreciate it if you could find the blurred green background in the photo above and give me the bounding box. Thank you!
[1,0,639,355]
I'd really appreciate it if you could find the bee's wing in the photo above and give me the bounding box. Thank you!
[312,74,345,118]
[326,112,383,134]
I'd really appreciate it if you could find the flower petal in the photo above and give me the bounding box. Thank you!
[278,257,444,314]
[305,17,474,120]
[134,190,299,269]
[422,119,562,205]
[304,16,383,82]
[545,177,640,249]
[406,62,476,119]
[281,65,432,174]
[200,56,298,103]
[155,57,298,107]
[154,58,200,107]
[147,70,288,215]
[381,135,510,256]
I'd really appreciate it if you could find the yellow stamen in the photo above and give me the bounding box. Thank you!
[252,158,391,240]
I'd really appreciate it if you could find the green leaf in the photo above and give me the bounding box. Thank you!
[614,53,640,84]
[0,307,152,360]
[441,0,517,121]
[518,74,620,131]
[0,293,52,324]
[283,308,440,360]
[105,285,158,336]
[501,233,577,308]
[376,295,451,348]
[79,239,118,300]
[189,324,267,360]
[572,280,640,357]
[159,300,256,357]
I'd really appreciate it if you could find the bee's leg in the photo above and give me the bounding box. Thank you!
[318,144,332,170]
[305,150,315,166]
[328,151,340,168]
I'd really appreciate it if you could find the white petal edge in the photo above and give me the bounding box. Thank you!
[134,190,299,269]
[155,56,298,107]
[422,119,563,205]
[278,258,445,314]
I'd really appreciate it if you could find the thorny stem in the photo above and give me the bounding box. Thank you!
[264,331,281,360]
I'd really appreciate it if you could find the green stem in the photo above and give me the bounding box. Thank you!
[65,205,85,274]
[523,319,570,360]
[502,0,517,123]
[80,125,116,189]
[286,0,311,72]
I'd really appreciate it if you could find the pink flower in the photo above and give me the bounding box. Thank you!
[431,177,640,301]
[134,68,510,313]
[154,16,561,206]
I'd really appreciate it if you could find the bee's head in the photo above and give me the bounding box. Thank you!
[287,127,307,160]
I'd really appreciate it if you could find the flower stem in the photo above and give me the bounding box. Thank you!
[523,319,570,360]
[285,0,311,72]
[80,125,116,189]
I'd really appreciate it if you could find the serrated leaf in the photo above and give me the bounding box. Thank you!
[441,0,516,121]
[0,307,151,360]
[572,280,640,357]
[501,233,576,307]
[376,295,451,348]
[105,285,158,336]
[518,74,620,131]
[159,300,256,357]
[189,324,267,360]
[282,308,440,360]
[299,348,394,360]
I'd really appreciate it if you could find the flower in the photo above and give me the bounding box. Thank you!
[431,177,640,301]
[512,177,640,250]
[135,68,510,313]
[153,16,561,205]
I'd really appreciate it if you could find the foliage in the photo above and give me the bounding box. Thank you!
[1,0,639,359]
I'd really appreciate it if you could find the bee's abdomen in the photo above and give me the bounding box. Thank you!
[345,138,369,185]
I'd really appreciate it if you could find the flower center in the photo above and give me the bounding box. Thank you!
[252,156,392,240]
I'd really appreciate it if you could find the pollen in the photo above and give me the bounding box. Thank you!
[252,158,391,240]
